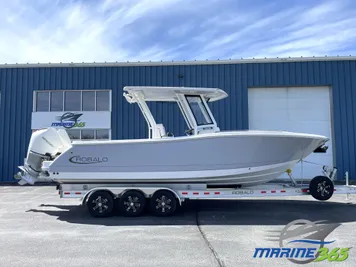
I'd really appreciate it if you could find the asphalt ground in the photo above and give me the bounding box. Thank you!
[0,186,356,267]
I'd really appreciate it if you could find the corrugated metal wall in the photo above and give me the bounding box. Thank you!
[0,60,355,182]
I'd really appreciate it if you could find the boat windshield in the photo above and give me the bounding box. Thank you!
[185,95,213,126]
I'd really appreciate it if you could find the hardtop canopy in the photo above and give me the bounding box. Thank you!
[123,86,228,103]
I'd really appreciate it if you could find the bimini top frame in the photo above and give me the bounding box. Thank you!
[123,86,228,102]
[123,86,228,138]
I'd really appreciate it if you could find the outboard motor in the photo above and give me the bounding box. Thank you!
[14,127,72,185]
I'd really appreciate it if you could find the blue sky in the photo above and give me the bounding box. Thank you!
[0,0,355,64]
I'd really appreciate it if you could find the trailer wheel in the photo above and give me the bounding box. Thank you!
[150,190,177,216]
[87,190,114,217]
[309,175,334,201]
[119,190,146,217]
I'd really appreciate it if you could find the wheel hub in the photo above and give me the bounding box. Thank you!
[317,181,331,196]
[92,196,108,213]
[124,196,141,212]
[156,195,171,212]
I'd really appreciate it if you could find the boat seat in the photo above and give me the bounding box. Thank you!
[154,124,167,138]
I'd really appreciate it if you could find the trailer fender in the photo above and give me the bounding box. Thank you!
[81,188,116,206]
[150,188,183,206]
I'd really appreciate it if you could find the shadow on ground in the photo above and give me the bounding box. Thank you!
[26,198,356,226]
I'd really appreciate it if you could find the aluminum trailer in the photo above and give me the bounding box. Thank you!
[53,167,356,217]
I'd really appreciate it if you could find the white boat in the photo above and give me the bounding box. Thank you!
[15,86,329,187]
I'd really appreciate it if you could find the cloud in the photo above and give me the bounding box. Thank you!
[0,0,355,64]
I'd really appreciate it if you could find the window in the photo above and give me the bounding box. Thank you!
[64,91,81,111]
[34,90,111,112]
[50,91,63,111]
[81,129,95,140]
[66,129,81,140]
[96,91,110,111]
[96,129,110,139]
[36,92,49,111]
[82,91,95,111]
[65,129,110,141]
[186,96,213,126]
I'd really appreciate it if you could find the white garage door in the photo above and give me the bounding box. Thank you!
[248,86,334,179]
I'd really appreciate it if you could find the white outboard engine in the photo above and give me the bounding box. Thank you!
[15,127,72,185]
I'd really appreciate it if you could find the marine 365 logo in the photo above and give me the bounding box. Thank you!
[69,155,108,164]
[51,112,86,129]
[253,219,351,264]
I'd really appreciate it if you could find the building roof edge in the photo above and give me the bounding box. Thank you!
[0,55,355,68]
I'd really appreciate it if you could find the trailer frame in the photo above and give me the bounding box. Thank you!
[55,167,356,218]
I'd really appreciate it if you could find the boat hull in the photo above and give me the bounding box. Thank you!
[46,131,328,186]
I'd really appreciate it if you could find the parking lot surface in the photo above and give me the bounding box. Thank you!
[1,186,356,267]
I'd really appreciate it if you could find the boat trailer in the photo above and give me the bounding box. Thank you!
[54,166,356,218]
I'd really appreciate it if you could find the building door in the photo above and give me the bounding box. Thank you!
[248,86,334,179]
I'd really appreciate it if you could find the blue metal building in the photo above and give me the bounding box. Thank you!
[0,56,355,182]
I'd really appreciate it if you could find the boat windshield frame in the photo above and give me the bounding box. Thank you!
[176,93,219,135]
[184,95,214,127]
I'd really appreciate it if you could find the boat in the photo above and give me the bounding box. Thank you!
[14,86,329,187]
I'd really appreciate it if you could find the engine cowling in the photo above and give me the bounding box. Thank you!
[16,127,72,184]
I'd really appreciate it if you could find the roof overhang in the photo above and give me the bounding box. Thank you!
[123,86,228,103]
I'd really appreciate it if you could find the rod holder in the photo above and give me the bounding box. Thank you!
[345,171,350,201]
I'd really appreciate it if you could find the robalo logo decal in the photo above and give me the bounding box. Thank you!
[69,155,108,164]
[51,112,86,129]
[253,219,351,264]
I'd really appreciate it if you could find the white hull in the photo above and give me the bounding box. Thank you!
[47,160,299,186]
[13,128,327,187]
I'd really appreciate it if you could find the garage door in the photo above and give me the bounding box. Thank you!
[248,86,334,179]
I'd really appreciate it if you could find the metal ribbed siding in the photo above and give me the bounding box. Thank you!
[0,60,355,182]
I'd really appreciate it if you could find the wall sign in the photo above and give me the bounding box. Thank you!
[31,111,111,130]
[51,112,86,128]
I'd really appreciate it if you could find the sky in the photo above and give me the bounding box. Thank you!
[0,0,355,64]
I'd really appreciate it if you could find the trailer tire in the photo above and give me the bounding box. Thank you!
[87,190,114,217]
[309,175,334,201]
[118,190,146,217]
[150,190,177,216]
